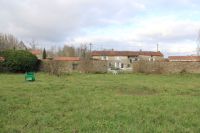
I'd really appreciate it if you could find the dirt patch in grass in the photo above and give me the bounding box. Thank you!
[177,89,200,96]
[117,86,159,96]
[177,93,200,96]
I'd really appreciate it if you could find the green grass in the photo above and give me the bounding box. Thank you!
[1,73,200,133]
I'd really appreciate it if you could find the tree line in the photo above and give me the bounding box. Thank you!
[0,33,91,58]
[0,33,27,51]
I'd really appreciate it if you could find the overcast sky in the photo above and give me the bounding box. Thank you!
[1,0,200,56]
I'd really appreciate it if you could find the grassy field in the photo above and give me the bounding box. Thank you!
[1,73,200,133]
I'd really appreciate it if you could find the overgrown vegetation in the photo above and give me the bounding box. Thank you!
[0,73,200,132]
[41,61,65,76]
[0,50,38,72]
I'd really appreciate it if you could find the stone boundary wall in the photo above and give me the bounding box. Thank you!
[90,60,108,73]
[40,60,107,73]
[132,61,200,74]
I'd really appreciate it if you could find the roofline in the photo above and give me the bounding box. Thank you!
[91,50,164,57]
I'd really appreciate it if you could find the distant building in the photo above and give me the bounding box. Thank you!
[91,50,164,70]
[168,56,200,62]
[53,57,80,71]
[30,50,42,59]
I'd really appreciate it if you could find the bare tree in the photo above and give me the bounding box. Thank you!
[46,45,57,58]
[197,30,200,56]
[78,44,93,73]
[0,33,26,51]
[76,44,91,57]
[57,45,76,57]
[29,40,38,50]
[41,60,64,76]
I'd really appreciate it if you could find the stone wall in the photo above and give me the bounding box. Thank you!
[138,55,164,61]
[40,60,107,74]
[132,61,200,74]
[90,60,108,73]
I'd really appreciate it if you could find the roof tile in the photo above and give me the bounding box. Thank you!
[91,51,163,57]
[30,50,42,55]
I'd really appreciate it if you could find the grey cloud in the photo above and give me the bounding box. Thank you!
[0,0,145,42]
[1,0,200,55]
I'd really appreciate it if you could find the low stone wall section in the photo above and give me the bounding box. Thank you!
[132,61,200,74]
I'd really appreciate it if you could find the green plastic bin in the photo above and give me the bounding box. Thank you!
[25,72,35,81]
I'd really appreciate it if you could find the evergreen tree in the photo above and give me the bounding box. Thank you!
[42,48,47,59]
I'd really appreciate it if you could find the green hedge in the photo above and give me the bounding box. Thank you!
[0,50,39,72]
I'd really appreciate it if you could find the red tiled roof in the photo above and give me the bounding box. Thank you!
[54,57,80,61]
[0,56,5,62]
[30,50,42,55]
[91,51,163,57]
[168,56,200,62]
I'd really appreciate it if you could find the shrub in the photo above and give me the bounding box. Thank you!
[0,50,38,72]
[40,60,65,76]
[180,69,187,74]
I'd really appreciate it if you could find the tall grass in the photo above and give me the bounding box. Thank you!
[0,73,200,132]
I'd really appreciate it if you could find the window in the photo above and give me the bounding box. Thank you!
[149,58,151,61]
[101,56,108,60]
[115,62,117,68]
[130,57,138,63]
[72,63,78,70]
[109,63,112,67]
[134,58,138,61]
[149,57,154,61]
[121,63,124,68]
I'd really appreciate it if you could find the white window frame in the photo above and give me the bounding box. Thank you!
[115,62,117,68]
[101,56,108,60]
